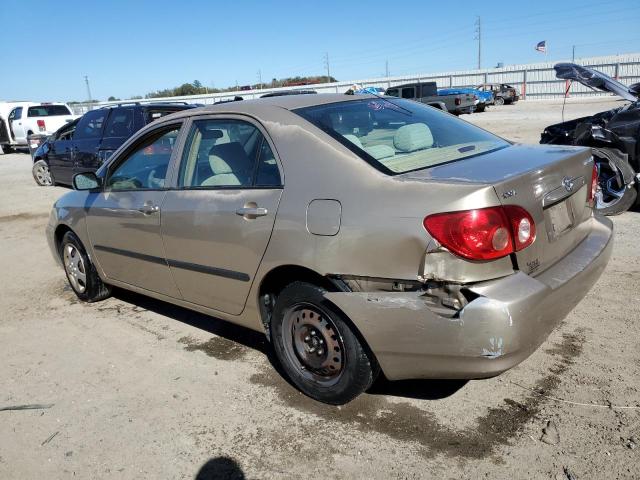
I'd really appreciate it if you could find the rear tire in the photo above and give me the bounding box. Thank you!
[60,231,111,302]
[32,159,53,186]
[271,281,379,404]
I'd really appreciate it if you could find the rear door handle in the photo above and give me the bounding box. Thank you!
[138,203,160,215]
[235,206,268,219]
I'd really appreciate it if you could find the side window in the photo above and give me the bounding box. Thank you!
[75,110,107,140]
[55,122,77,141]
[255,139,281,186]
[401,87,415,99]
[386,88,399,97]
[104,108,134,138]
[107,125,181,190]
[178,119,265,188]
[9,107,22,121]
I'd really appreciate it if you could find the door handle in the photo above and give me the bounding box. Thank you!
[236,206,268,219]
[138,203,160,215]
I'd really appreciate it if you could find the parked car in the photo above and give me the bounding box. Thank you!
[438,87,494,112]
[386,82,475,114]
[541,62,640,215]
[476,83,520,105]
[47,94,612,404]
[31,102,196,186]
[0,102,77,152]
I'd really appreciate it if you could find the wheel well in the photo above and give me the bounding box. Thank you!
[54,224,73,257]
[258,265,340,334]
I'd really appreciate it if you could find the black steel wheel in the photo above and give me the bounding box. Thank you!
[271,281,378,404]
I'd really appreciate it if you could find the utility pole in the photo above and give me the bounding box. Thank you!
[572,45,575,62]
[324,52,331,83]
[84,75,93,110]
[474,16,482,70]
[257,69,262,89]
[385,60,389,78]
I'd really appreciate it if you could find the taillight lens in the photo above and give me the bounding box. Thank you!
[37,119,46,131]
[455,98,461,105]
[424,206,536,261]
[588,163,598,207]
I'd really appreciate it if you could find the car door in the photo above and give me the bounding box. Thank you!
[72,109,108,177]
[98,107,137,166]
[85,122,185,297]
[160,117,283,315]
[8,107,25,142]
[47,121,77,185]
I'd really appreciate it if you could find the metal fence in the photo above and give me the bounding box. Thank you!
[75,52,640,114]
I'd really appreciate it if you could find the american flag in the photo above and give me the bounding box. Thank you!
[535,41,547,53]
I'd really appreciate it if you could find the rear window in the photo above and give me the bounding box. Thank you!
[27,105,71,117]
[294,98,509,175]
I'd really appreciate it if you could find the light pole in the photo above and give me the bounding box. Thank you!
[84,75,93,111]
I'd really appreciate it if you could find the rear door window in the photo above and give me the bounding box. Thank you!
[104,108,135,138]
[74,110,107,140]
[178,118,279,188]
[145,109,181,125]
[9,107,22,121]
[401,87,415,99]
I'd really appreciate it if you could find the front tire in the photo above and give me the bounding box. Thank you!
[60,231,111,302]
[32,159,53,186]
[271,282,379,404]
[494,96,505,106]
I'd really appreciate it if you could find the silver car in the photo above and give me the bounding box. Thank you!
[47,94,613,404]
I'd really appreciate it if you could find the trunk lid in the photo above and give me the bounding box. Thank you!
[402,144,594,277]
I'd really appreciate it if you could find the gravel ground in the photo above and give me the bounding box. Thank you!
[0,98,639,479]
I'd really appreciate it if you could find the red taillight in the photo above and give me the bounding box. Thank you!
[588,163,598,207]
[455,98,461,105]
[37,119,46,131]
[424,206,536,261]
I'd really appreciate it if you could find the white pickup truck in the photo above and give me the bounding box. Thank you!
[0,102,78,152]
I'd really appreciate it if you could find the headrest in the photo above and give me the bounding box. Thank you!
[393,123,434,152]
[200,128,223,140]
[208,142,252,175]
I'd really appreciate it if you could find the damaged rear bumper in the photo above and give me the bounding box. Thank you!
[324,215,613,381]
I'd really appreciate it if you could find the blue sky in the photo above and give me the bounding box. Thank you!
[1,0,638,101]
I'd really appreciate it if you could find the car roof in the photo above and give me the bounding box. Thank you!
[156,93,378,121]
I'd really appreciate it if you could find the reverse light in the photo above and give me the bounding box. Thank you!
[588,163,598,208]
[424,205,536,261]
[455,97,462,106]
[37,119,46,132]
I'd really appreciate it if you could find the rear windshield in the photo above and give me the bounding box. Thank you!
[27,105,71,117]
[294,98,508,175]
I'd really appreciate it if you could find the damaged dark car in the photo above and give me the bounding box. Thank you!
[541,62,640,215]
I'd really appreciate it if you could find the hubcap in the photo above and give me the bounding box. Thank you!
[63,244,87,294]
[282,304,344,385]
[35,163,52,185]
[595,160,626,210]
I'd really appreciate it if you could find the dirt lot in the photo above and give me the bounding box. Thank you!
[0,98,639,479]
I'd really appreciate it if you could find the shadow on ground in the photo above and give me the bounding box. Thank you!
[195,456,245,480]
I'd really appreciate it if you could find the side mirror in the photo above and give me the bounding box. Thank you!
[73,172,101,191]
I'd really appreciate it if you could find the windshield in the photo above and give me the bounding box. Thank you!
[294,98,508,175]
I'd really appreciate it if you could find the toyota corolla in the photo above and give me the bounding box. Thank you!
[46,94,613,404]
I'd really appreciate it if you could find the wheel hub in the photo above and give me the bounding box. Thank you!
[63,244,87,294]
[283,305,344,383]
